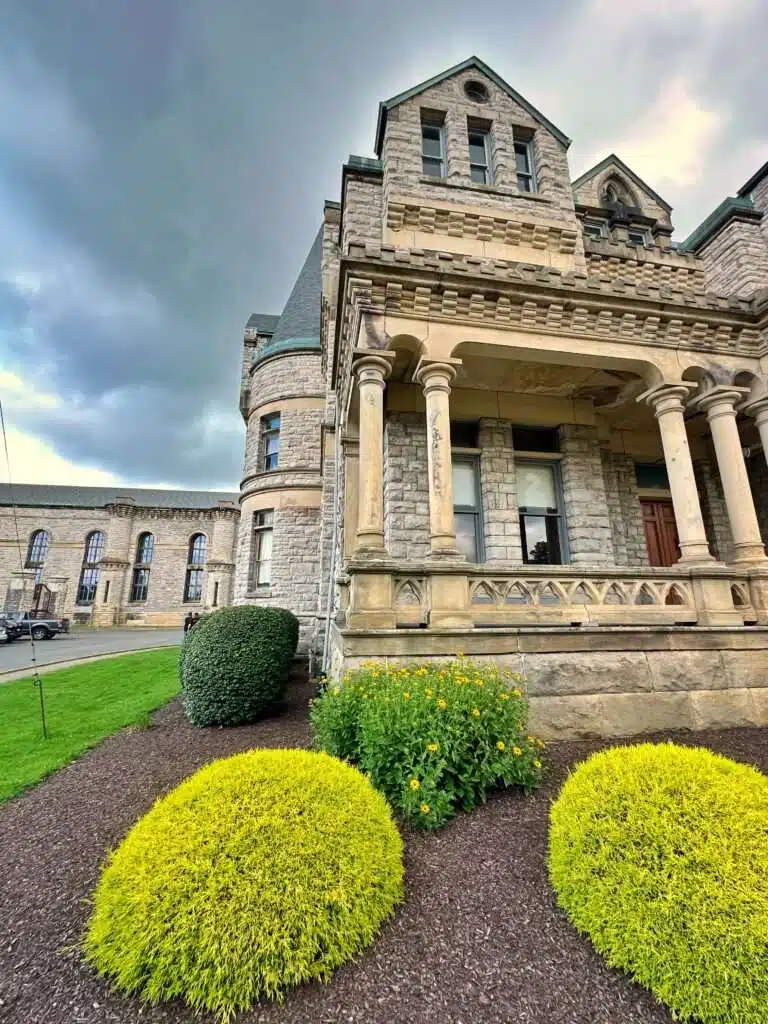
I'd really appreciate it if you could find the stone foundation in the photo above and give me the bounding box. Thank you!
[328,624,768,740]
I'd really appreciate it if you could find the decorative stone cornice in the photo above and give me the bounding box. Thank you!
[104,504,239,521]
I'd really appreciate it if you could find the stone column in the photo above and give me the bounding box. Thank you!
[693,386,767,564]
[353,353,393,555]
[639,383,714,564]
[414,359,460,557]
[742,395,768,467]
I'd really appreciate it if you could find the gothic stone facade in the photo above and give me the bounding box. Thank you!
[236,57,768,739]
[0,486,239,627]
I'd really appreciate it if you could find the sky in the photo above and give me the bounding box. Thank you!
[1,0,767,491]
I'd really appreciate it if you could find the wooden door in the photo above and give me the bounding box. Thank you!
[641,499,680,567]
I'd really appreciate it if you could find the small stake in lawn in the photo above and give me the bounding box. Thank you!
[1,396,48,739]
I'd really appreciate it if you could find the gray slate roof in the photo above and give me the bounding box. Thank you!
[271,227,323,346]
[245,313,280,334]
[0,484,240,510]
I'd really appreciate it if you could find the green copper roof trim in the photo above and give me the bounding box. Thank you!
[738,160,768,197]
[681,196,761,253]
[251,337,321,366]
[374,56,571,157]
[571,153,672,214]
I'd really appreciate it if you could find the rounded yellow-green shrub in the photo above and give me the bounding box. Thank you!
[85,749,404,1021]
[548,743,768,1024]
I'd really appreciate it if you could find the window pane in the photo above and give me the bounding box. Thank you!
[255,509,273,527]
[421,125,442,157]
[635,463,670,489]
[422,157,443,177]
[452,461,478,507]
[266,436,279,454]
[517,464,557,510]
[517,174,532,192]
[468,134,487,164]
[512,426,560,453]
[455,513,478,562]
[450,421,479,448]
[259,528,273,563]
[514,143,530,173]
[521,515,562,564]
[470,165,487,183]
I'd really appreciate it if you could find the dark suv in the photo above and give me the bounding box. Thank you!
[0,615,24,642]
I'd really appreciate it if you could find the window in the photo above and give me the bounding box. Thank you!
[627,228,649,247]
[130,532,154,602]
[583,220,606,240]
[421,116,445,177]
[212,581,219,607]
[512,426,560,453]
[25,529,49,584]
[76,530,106,605]
[103,580,110,604]
[517,462,566,564]
[468,127,492,185]
[464,80,489,103]
[250,510,274,588]
[261,413,280,471]
[452,457,483,562]
[450,420,479,448]
[514,140,535,192]
[183,533,207,603]
[635,463,670,489]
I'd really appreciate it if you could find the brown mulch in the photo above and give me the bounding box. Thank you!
[1,673,766,1024]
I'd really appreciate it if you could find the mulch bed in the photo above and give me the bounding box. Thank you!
[1,672,765,1024]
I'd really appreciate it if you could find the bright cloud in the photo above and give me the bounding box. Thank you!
[0,424,119,486]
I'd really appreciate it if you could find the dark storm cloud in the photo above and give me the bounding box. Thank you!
[1,0,766,487]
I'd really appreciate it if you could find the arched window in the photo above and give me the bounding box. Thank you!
[130,532,154,602]
[183,533,207,603]
[77,530,106,605]
[25,530,50,584]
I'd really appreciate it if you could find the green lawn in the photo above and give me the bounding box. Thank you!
[0,647,181,802]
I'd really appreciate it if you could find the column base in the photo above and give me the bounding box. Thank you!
[677,543,716,565]
[732,543,768,565]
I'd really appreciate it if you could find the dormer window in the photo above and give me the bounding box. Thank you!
[421,113,446,178]
[583,220,606,240]
[468,126,492,185]
[514,138,535,193]
[627,228,650,247]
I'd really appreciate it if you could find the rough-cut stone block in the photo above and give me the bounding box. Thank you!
[720,649,768,689]
[525,651,651,696]
[647,649,728,691]
[688,688,758,730]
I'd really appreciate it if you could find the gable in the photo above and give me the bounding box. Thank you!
[572,154,672,225]
[374,56,570,157]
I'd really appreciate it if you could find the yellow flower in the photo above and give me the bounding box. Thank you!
[420,803,430,815]
[456,650,465,658]
[536,738,546,748]
[513,672,522,682]
[331,687,341,696]
[471,707,481,718]
[437,699,447,709]
[533,760,542,769]
[512,689,522,698]
[427,742,439,753]
[409,778,420,791]
[513,746,522,756]
[425,688,433,698]
[526,735,534,742]
[499,692,510,701]
[496,741,505,751]
[403,692,411,700]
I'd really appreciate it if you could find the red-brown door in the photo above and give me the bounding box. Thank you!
[641,499,680,567]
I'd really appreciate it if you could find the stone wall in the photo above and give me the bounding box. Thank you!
[341,176,383,254]
[383,412,430,560]
[559,424,614,565]
[696,218,768,298]
[748,452,768,544]
[695,456,734,562]
[243,405,323,480]
[478,419,521,561]
[601,451,648,566]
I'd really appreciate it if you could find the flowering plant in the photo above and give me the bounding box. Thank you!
[311,658,544,829]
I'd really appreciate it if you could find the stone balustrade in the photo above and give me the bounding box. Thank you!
[340,562,768,631]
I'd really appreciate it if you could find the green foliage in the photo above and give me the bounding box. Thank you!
[548,743,768,1024]
[85,749,404,1021]
[311,658,544,828]
[0,648,180,802]
[180,605,299,727]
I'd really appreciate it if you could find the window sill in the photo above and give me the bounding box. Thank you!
[418,176,552,204]
[246,588,273,599]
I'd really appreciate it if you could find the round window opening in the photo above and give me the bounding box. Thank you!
[464,80,489,103]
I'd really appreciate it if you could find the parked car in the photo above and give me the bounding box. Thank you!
[4,611,70,640]
[0,623,6,644]
[0,615,24,642]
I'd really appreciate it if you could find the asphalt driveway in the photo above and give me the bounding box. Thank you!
[0,628,182,679]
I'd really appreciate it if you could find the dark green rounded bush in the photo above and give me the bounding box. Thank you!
[181,605,299,727]
[85,749,404,1020]
[549,743,768,1024]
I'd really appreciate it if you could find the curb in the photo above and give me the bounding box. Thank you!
[0,644,180,684]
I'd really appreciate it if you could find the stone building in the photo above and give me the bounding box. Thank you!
[237,56,768,739]
[0,485,239,626]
